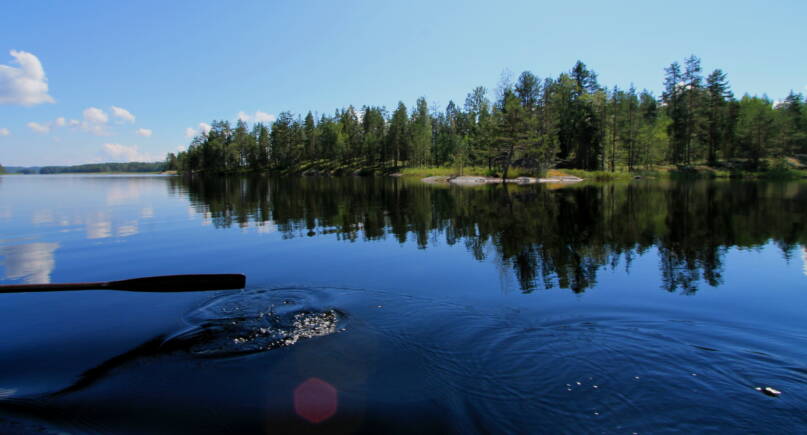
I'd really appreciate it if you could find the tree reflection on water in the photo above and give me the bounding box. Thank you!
[169,176,807,294]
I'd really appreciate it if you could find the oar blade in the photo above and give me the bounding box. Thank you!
[110,274,246,292]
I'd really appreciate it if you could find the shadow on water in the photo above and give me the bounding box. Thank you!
[3,284,806,433]
[170,176,807,294]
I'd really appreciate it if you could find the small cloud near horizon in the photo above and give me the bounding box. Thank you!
[0,127,9,136]
[100,143,159,162]
[185,122,212,138]
[136,128,152,137]
[0,50,55,106]
[237,111,275,123]
[27,121,50,134]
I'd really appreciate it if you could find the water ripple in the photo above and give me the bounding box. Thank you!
[169,288,347,357]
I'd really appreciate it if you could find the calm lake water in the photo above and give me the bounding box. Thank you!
[0,174,805,433]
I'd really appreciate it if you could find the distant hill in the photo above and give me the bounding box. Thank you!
[33,162,167,174]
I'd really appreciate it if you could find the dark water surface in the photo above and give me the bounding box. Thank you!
[0,174,805,433]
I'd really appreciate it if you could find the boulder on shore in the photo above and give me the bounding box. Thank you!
[449,176,488,185]
[421,176,450,184]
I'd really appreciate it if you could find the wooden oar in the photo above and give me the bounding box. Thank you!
[0,274,246,293]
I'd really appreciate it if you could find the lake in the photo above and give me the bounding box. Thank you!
[0,174,805,433]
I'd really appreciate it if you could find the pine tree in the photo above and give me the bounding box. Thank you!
[737,95,776,168]
[464,86,491,168]
[387,102,409,167]
[303,112,317,161]
[255,123,270,168]
[493,89,538,179]
[410,97,433,167]
[704,69,733,165]
[362,106,386,165]
[663,61,686,165]
[682,55,703,165]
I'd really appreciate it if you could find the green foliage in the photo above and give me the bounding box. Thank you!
[172,58,807,178]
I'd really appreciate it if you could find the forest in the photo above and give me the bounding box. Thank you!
[170,56,807,177]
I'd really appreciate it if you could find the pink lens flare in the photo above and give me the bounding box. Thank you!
[294,377,338,424]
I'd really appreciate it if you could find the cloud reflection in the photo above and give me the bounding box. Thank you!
[803,247,807,277]
[106,183,142,206]
[32,209,54,225]
[0,242,59,283]
[116,221,139,237]
[86,219,112,239]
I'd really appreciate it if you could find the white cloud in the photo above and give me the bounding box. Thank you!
[177,145,186,152]
[100,143,157,162]
[82,107,109,135]
[0,127,9,136]
[111,106,135,123]
[0,50,55,106]
[255,111,276,123]
[82,123,106,136]
[136,128,152,137]
[184,122,213,138]
[237,110,276,123]
[68,119,80,127]
[27,121,50,134]
[24,116,76,135]
[83,107,108,124]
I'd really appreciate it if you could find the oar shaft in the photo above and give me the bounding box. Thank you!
[0,282,108,293]
[0,274,246,293]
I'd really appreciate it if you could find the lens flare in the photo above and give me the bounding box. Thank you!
[294,377,338,424]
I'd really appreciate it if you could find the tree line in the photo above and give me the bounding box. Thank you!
[39,162,166,174]
[171,56,807,175]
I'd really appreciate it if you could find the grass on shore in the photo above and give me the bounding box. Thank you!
[401,163,807,182]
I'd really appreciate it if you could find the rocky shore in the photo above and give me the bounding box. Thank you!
[421,175,584,185]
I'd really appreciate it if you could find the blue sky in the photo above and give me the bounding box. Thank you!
[1,0,805,166]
